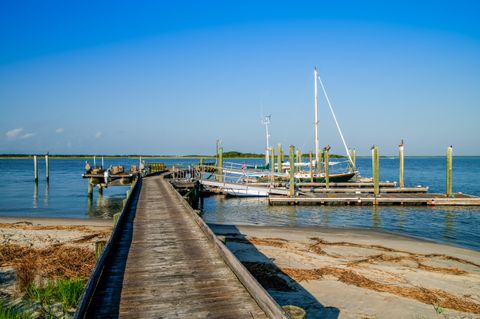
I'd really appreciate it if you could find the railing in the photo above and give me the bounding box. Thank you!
[74,178,141,319]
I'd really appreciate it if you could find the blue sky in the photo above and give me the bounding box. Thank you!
[1,1,479,155]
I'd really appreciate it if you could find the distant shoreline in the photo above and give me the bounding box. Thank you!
[0,155,477,159]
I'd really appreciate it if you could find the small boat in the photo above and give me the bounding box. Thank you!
[223,188,269,197]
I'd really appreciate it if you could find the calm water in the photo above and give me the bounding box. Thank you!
[0,157,479,251]
[0,157,202,219]
[202,157,480,251]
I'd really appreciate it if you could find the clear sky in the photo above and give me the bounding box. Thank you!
[1,1,479,155]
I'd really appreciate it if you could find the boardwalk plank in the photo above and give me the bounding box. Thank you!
[86,175,268,318]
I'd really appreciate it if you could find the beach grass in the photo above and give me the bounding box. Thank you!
[0,302,30,319]
[26,278,86,310]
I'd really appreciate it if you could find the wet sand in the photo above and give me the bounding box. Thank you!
[211,224,480,319]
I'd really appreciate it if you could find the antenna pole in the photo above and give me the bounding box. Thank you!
[314,67,320,171]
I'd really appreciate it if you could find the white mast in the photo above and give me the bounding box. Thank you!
[314,67,320,167]
[262,115,271,164]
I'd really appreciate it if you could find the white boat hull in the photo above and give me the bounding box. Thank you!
[223,189,269,197]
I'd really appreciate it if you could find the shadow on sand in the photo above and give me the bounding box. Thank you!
[209,224,340,319]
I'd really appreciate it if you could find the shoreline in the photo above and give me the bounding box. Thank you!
[0,216,112,227]
[211,224,480,318]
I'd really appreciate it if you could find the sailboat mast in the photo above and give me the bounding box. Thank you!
[314,67,320,169]
[262,115,271,165]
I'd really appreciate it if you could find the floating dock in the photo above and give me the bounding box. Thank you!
[269,192,480,206]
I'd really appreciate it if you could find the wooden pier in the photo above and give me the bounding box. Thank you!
[75,174,287,318]
[269,192,480,206]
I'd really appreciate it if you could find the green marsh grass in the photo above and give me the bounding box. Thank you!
[26,278,86,310]
[0,302,30,319]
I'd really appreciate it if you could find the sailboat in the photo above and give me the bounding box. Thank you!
[294,66,356,182]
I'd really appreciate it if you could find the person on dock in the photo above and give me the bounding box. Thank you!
[85,161,91,173]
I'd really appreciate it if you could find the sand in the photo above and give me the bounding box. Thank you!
[0,217,112,301]
[0,216,112,249]
[211,224,480,319]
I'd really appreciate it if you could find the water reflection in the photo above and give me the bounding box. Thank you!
[85,188,125,219]
[201,196,480,251]
[44,182,49,207]
[33,182,38,208]
[372,206,380,229]
[444,210,454,240]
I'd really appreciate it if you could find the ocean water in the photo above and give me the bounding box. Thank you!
[202,157,480,251]
[0,156,479,251]
[0,157,201,219]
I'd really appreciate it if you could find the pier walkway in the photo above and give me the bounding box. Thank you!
[79,175,276,318]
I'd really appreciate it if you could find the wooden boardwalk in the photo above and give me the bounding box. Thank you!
[81,175,274,318]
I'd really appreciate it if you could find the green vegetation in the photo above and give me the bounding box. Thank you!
[0,302,30,319]
[0,151,346,159]
[26,278,86,311]
[222,151,264,158]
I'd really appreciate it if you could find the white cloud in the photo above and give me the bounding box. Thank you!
[5,128,36,140]
[56,128,64,133]
[20,132,36,139]
[95,131,103,139]
[6,128,24,139]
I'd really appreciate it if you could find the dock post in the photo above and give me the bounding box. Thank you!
[270,148,275,183]
[33,155,38,182]
[270,148,275,173]
[199,158,204,179]
[372,146,380,197]
[45,154,49,182]
[289,145,295,197]
[95,241,106,260]
[98,186,104,196]
[277,144,282,173]
[318,150,323,175]
[101,156,104,169]
[309,151,313,183]
[324,146,330,188]
[446,146,453,197]
[88,178,93,198]
[348,149,356,173]
[93,156,96,168]
[399,140,405,188]
[218,147,223,182]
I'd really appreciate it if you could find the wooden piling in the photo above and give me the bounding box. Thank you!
[372,146,380,197]
[98,186,104,196]
[318,150,323,174]
[113,213,120,226]
[270,148,275,175]
[45,154,49,181]
[33,155,38,182]
[309,151,313,183]
[218,147,223,182]
[277,144,282,173]
[446,146,453,197]
[289,145,295,197]
[399,140,405,188]
[348,149,356,173]
[324,146,330,188]
[95,241,106,259]
[88,178,93,198]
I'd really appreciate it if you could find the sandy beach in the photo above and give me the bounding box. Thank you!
[0,217,112,304]
[211,224,480,319]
